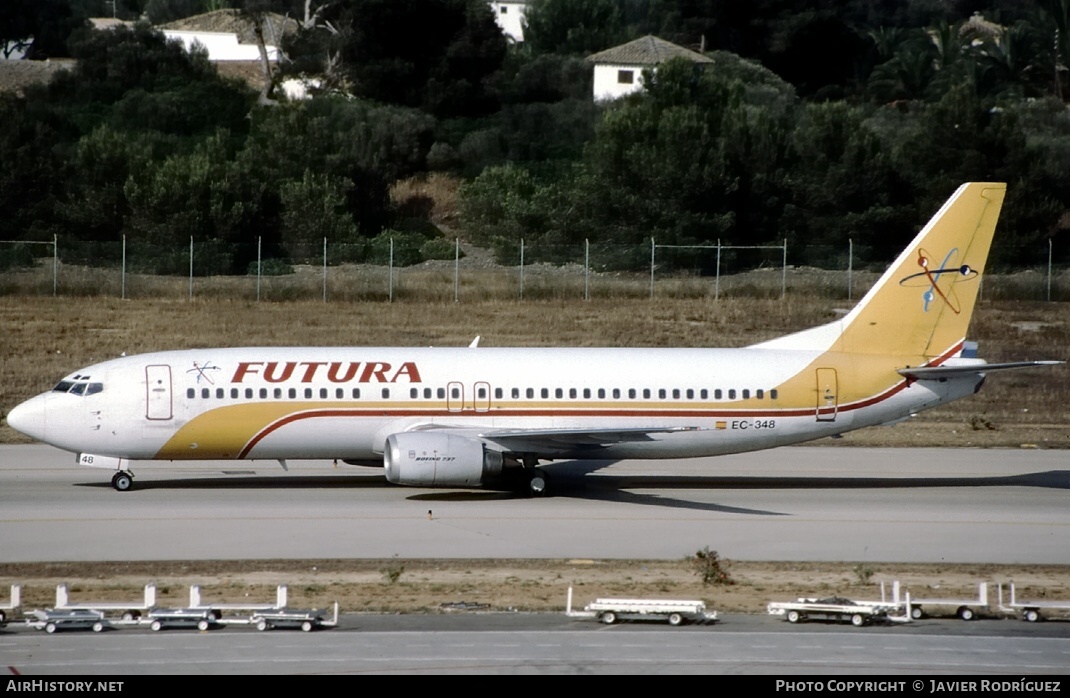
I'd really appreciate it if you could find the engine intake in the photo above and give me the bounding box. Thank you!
[384,432,503,487]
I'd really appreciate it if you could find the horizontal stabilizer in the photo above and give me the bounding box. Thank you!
[899,360,1064,380]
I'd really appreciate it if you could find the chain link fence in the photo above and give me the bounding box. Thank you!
[1,236,1067,303]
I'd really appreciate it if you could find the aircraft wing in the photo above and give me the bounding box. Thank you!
[477,426,702,454]
[397,425,703,455]
[898,360,1063,379]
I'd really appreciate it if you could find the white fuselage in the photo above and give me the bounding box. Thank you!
[8,345,981,464]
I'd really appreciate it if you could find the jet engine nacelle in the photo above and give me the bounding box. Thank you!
[383,432,504,487]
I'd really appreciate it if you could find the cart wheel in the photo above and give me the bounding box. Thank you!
[0,610,6,624]
[911,606,924,620]
[667,613,683,627]
[601,611,617,625]
[150,620,162,631]
[786,610,801,623]
[45,622,57,634]
[1024,609,1040,622]
[256,619,269,631]
[92,622,104,633]
[121,611,136,621]
[851,613,865,627]
[197,619,210,631]
[958,606,975,621]
[301,620,313,632]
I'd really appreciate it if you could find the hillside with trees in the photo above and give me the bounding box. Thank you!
[1,0,1068,275]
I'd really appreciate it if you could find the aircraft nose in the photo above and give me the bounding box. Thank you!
[6,394,49,442]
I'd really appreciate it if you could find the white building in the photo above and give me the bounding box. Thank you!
[587,35,712,101]
[488,1,528,43]
[159,10,296,62]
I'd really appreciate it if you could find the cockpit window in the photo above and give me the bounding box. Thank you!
[51,380,104,396]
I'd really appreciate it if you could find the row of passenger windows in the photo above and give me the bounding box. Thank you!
[186,386,779,401]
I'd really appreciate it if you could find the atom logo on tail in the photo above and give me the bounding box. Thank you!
[898,247,978,314]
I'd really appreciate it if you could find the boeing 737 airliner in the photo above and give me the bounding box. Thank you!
[6,183,1060,494]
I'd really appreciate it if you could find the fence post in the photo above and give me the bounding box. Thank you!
[848,238,853,301]
[584,238,589,301]
[322,237,327,303]
[388,237,394,302]
[715,239,721,300]
[781,239,787,300]
[256,236,262,302]
[188,236,193,301]
[649,237,655,300]
[1048,238,1053,302]
[52,234,57,297]
[454,237,460,303]
[519,238,525,299]
[121,234,126,300]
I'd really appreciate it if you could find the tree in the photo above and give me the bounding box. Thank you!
[522,0,627,56]
[0,0,85,59]
[294,0,507,117]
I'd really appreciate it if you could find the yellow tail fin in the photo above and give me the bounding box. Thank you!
[755,182,1006,361]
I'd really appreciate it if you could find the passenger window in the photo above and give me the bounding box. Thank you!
[438,388,446,399]
[511,388,520,399]
[770,389,778,400]
[756,389,764,399]
[478,387,488,399]
[742,389,750,399]
[643,388,651,399]
[686,389,694,399]
[425,388,433,398]
[540,388,549,398]
[728,389,736,399]
[352,388,361,399]
[555,388,563,398]
[451,387,460,399]
[319,388,328,399]
[527,388,534,399]
[700,389,708,399]
[382,388,390,398]
[288,388,296,399]
[245,388,253,399]
[304,388,312,399]
[410,388,418,398]
[658,389,666,399]
[187,388,195,399]
[583,388,591,398]
[598,389,605,398]
[217,388,225,399]
[335,388,344,399]
[259,388,267,399]
[232,388,239,399]
[628,388,636,398]
[672,389,680,399]
[202,388,210,399]
[715,389,722,399]
[273,388,282,399]
[612,388,620,399]
[495,388,503,399]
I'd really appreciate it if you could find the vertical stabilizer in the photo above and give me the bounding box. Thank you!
[755,182,1006,361]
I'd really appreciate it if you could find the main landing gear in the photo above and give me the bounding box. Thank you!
[111,470,134,492]
[504,459,551,497]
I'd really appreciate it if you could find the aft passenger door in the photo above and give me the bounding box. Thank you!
[815,368,838,422]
